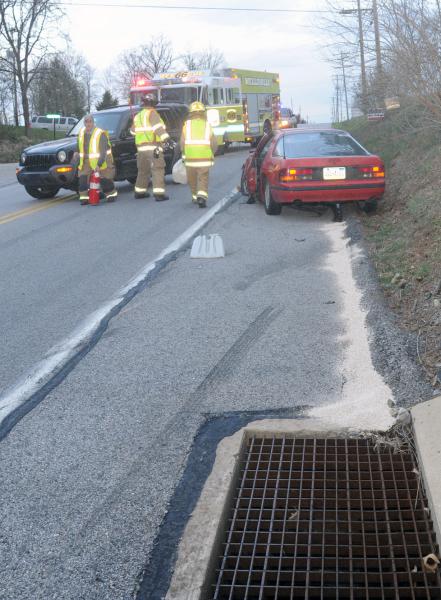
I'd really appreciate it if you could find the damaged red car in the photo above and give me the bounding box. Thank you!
[240,128,385,221]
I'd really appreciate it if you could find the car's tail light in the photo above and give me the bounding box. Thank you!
[357,165,385,178]
[279,168,313,182]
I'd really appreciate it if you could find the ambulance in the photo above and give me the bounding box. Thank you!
[129,68,281,150]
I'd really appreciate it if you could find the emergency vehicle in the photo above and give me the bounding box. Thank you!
[129,68,281,149]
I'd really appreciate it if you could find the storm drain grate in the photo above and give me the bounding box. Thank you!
[210,437,441,600]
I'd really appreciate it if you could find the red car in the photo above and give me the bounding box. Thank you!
[240,128,385,220]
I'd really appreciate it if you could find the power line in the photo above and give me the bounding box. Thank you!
[58,2,330,13]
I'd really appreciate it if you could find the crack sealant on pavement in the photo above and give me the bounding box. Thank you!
[0,188,240,441]
[308,221,394,431]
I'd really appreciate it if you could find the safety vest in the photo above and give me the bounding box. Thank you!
[78,127,111,170]
[182,118,214,167]
[133,109,164,146]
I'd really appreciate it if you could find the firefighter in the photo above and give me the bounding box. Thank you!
[75,114,117,205]
[180,101,217,208]
[131,94,169,201]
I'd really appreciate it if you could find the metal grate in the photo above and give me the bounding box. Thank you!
[210,437,441,600]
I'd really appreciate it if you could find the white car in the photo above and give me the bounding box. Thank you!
[30,115,78,133]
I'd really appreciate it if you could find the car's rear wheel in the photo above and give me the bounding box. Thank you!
[24,185,60,199]
[263,179,281,215]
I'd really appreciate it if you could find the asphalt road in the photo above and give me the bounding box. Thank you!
[0,152,240,394]
[0,153,429,600]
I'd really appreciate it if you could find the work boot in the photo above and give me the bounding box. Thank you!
[79,196,89,205]
[134,192,149,199]
[197,196,207,208]
[155,194,169,202]
[106,190,118,202]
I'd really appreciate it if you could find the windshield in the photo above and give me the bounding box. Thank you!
[68,113,122,138]
[130,89,159,106]
[281,132,368,158]
[160,86,199,104]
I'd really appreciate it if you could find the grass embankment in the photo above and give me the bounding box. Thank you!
[343,106,441,386]
[0,125,65,163]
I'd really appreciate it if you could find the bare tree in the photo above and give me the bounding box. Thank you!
[115,35,174,96]
[0,0,62,131]
[320,0,384,113]
[380,0,441,123]
[0,70,13,124]
[180,46,225,72]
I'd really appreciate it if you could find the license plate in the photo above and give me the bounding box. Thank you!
[323,167,346,180]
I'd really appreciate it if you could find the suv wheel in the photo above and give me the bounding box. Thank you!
[24,185,60,199]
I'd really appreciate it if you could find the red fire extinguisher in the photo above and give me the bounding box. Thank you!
[89,169,100,205]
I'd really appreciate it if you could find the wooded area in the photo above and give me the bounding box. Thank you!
[0,1,224,129]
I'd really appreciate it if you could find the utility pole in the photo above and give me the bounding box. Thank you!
[336,75,340,122]
[340,4,368,113]
[356,0,368,113]
[340,53,350,121]
[372,0,382,75]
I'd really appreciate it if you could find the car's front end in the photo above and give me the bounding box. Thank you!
[17,139,78,198]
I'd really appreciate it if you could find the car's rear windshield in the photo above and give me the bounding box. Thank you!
[279,132,368,158]
[68,113,122,137]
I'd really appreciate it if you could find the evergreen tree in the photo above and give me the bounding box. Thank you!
[31,55,87,118]
[96,90,119,111]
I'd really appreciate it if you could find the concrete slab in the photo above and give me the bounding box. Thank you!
[411,395,441,547]
[166,419,358,600]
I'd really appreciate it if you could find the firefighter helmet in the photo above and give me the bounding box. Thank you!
[189,101,206,113]
[141,94,158,107]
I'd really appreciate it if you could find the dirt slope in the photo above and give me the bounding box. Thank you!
[345,106,441,388]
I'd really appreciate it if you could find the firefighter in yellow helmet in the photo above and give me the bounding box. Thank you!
[131,94,170,201]
[74,114,117,205]
[180,101,217,208]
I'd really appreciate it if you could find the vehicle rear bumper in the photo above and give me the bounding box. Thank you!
[270,182,385,204]
[16,165,77,189]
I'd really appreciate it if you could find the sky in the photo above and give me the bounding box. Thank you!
[63,0,340,122]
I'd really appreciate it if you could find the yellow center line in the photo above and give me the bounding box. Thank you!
[0,193,78,226]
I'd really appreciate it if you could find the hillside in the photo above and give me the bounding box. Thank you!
[0,125,65,163]
[344,106,441,388]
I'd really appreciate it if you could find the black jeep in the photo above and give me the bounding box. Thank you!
[16,103,188,199]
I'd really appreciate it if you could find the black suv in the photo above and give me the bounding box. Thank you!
[16,103,188,199]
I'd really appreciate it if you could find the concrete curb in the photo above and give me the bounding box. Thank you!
[411,395,441,549]
[165,419,357,600]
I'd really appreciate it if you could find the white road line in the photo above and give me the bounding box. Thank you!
[0,188,239,430]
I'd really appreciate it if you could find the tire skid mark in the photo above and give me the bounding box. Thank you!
[0,189,240,442]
